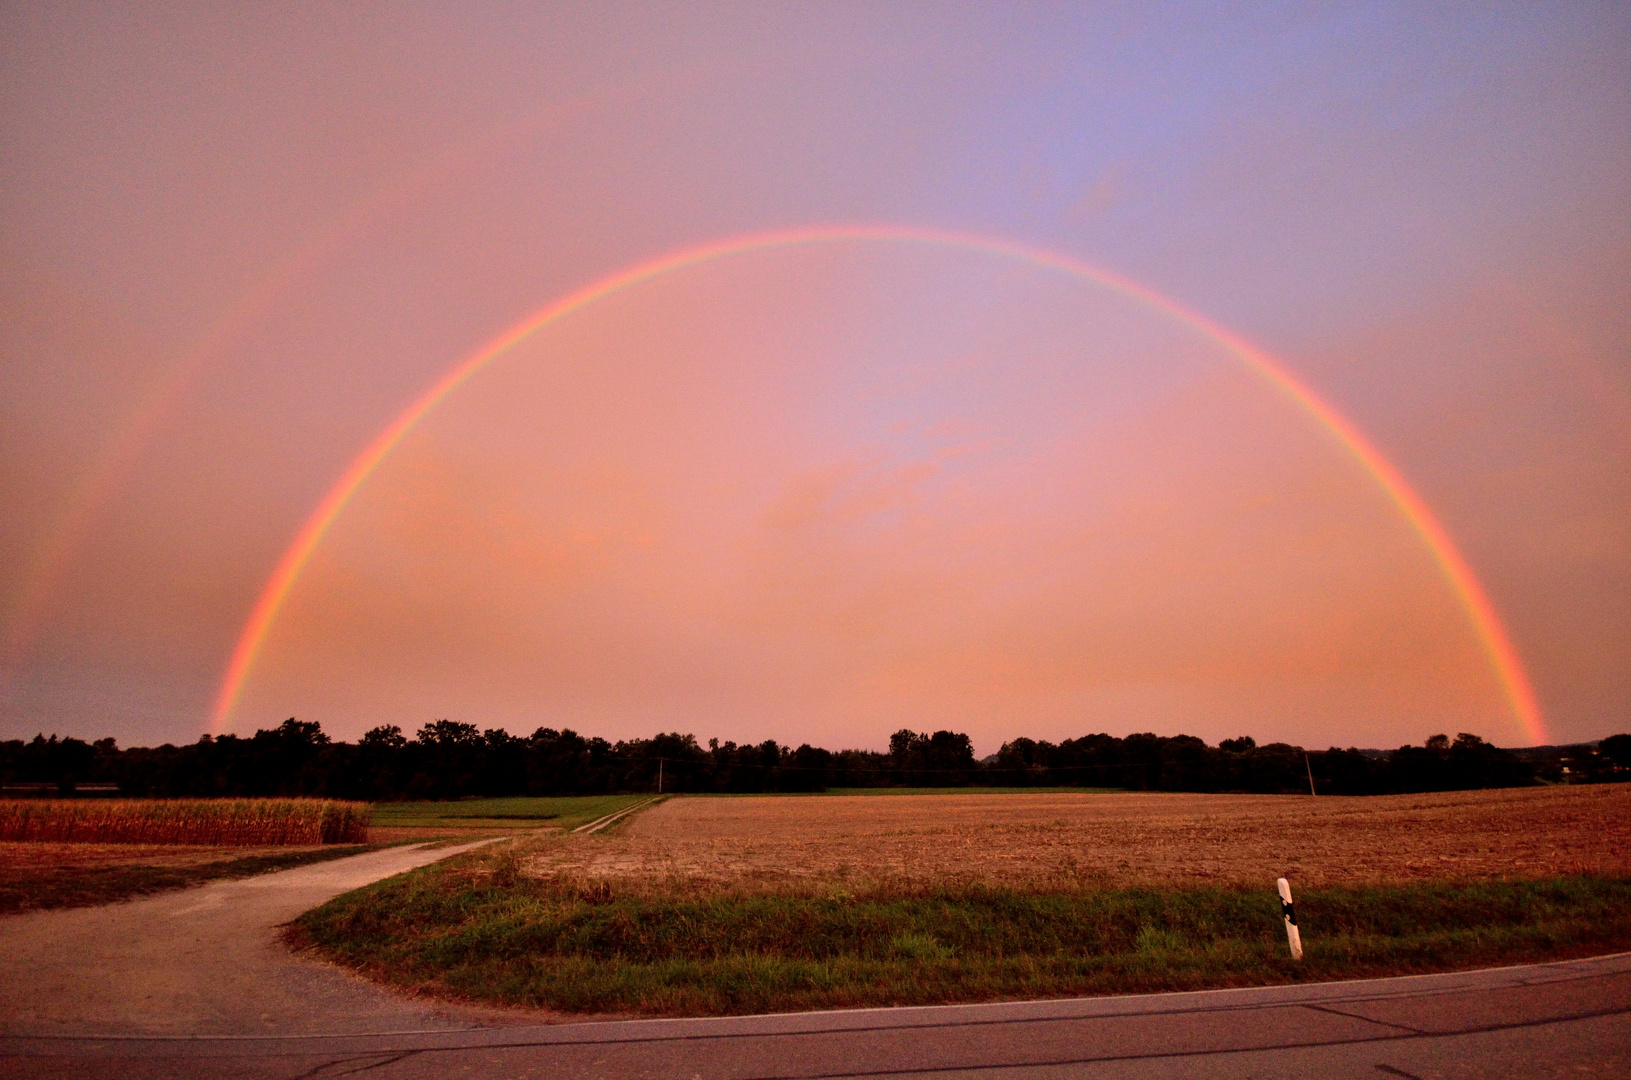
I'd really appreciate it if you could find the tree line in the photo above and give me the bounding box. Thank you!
[3,720,1627,801]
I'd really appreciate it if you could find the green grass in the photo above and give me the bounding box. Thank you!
[294,854,1631,1017]
[691,787,1125,798]
[820,786,1126,796]
[370,795,655,833]
[1,845,380,916]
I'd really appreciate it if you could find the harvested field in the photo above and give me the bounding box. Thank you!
[0,840,375,914]
[0,798,370,846]
[300,784,1631,1016]
[521,785,1631,892]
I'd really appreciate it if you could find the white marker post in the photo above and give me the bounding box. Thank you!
[1277,877,1303,960]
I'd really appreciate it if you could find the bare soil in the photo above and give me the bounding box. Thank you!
[0,841,324,872]
[0,841,368,915]
[519,785,1631,892]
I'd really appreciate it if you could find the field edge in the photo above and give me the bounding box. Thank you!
[292,854,1631,1018]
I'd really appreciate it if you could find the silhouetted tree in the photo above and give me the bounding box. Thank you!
[3,720,1585,802]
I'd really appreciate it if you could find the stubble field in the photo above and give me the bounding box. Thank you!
[297,784,1631,1016]
[527,784,1631,892]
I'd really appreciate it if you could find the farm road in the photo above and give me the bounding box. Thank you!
[0,840,499,1039]
[4,953,1627,1079]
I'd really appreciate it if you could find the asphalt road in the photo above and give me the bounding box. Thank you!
[2,842,1626,1078]
[7,953,1628,1078]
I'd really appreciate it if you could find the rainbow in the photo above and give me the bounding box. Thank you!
[1,91,617,681]
[209,224,1546,743]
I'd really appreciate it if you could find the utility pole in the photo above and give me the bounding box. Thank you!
[658,758,663,794]
[1305,752,1316,796]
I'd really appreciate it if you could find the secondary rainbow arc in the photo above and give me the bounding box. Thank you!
[209,225,1546,743]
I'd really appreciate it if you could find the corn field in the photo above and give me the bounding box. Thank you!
[0,798,371,845]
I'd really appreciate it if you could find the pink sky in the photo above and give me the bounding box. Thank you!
[2,5,1627,752]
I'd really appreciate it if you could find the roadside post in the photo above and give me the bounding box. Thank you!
[1277,877,1303,960]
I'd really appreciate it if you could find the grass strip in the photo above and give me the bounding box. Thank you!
[369,795,653,833]
[0,844,380,915]
[817,787,1126,796]
[293,859,1631,1016]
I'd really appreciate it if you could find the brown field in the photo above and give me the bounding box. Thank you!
[519,784,1631,892]
[0,840,325,874]
[0,840,373,915]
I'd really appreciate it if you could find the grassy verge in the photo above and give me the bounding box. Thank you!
[820,787,1126,796]
[294,854,1631,1016]
[1,844,380,916]
[692,787,1127,797]
[370,794,654,834]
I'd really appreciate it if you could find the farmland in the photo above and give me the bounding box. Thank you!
[0,795,639,912]
[563,784,1631,891]
[0,796,371,914]
[0,797,369,846]
[0,841,376,915]
[367,794,654,841]
[295,785,1631,1015]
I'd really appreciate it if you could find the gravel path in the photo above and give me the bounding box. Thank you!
[0,841,498,1037]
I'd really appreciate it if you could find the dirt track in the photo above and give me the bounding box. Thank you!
[521,785,1631,891]
[0,841,496,1037]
